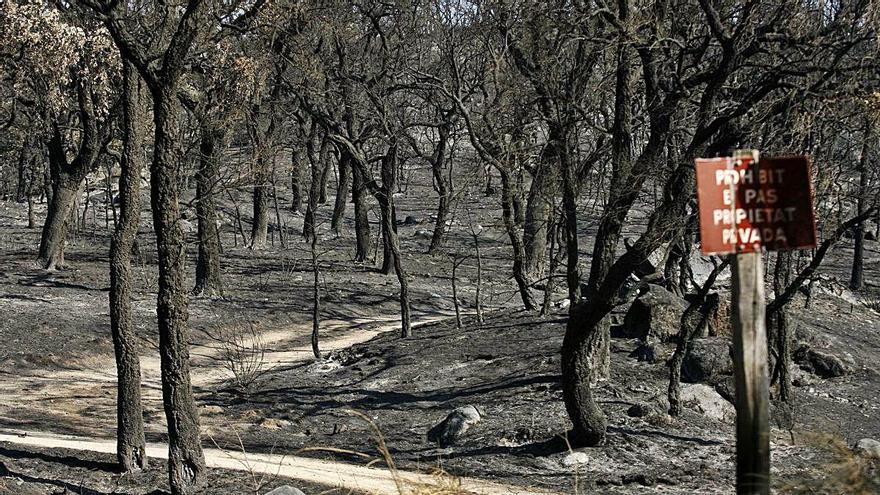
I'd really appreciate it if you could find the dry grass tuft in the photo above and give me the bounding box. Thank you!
[781,432,879,494]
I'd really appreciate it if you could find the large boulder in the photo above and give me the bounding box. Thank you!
[854,438,880,459]
[623,285,687,342]
[427,405,482,447]
[264,486,306,495]
[683,337,733,383]
[794,344,849,378]
[679,384,735,422]
[683,293,732,337]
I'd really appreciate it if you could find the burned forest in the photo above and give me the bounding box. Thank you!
[1,1,880,494]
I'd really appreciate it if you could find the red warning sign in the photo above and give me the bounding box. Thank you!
[695,155,817,255]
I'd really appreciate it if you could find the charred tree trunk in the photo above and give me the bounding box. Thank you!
[318,148,331,205]
[499,168,536,310]
[250,149,270,249]
[303,131,328,241]
[557,129,581,305]
[380,146,400,275]
[585,27,633,300]
[193,121,223,297]
[290,148,302,213]
[770,251,793,402]
[668,259,730,415]
[523,158,557,282]
[378,145,411,336]
[151,85,206,494]
[352,159,370,262]
[16,136,33,203]
[310,227,322,360]
[331,152,350,233]
[109,61,147,472]
[850,120,871,290]
[428,121,452,254]
[38,177,78,270]
[38,82,101,270]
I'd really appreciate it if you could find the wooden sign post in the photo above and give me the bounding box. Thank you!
[695,150,817,495]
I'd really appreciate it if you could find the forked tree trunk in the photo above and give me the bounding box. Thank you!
[109,62,147,472]
[584,28,633,301]
[331,153,350,233]
[193,122,223,297]
[557,129,581,305]
[332,137,411,336]
[38,83,101,270]
[499,168,536,310]
[380,148,399,275]
[428,121,452,254]
[352,161,370,262]
[378,146,411,337]
[151,86,206,494]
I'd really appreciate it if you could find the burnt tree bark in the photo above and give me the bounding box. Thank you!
[351,157,371,262]
[850,119,871,290]
[193,120,223,297]
[427,117,453,254]
[331,152,350,233]
[149,83,207,495]
[290,148,303,213]
[523,157,557,281]
[92,1,211,491]
[770,251,793,402]
[109,60,147,472]
[249,126,270,249]
[303,127,328,241]
[332,136,411,337]
[585,19,634,300]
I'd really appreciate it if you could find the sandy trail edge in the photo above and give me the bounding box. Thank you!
[1,312,556,494]
[0,429,554,495]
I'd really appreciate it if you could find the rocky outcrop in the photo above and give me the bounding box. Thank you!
[683,337,733,384]
[427,405,482,447]
[794,344,849,378]
[623,285,686,342]
[679,384,735,422]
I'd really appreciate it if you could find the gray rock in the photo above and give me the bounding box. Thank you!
[627,402,656,418]
[679,384,735,422]
[427,405,481,447]
[714,376,736,404]
[623,285,687,342]
[794,344,849,378]
[683,293,731,337]
[854,438,880,459]
[628,342,656,363]
[627,396,670,418]
[561,451,591,467]
[264,486,306,495]
[683,337,733,383]
[178,219,195,233]
[400,215,421,226]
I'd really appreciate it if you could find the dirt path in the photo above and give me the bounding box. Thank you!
[0,429,552,495]
[0,313,449,425]
[0,311,554,495]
